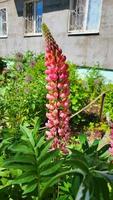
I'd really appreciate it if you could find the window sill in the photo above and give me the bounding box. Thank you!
[0,35,8,39]
[24,33,42,37]
[68,31,99,36]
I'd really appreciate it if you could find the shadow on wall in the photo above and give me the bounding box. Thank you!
[14,0,69,17]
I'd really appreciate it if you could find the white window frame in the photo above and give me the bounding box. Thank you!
[68,0,103,35]
[24,0,43,36]
[0,7,8,38]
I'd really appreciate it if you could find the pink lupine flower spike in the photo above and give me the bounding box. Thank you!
[42,23,70,153]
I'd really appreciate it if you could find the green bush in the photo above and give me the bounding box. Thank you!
[0,52,47,137]
[104,84,113,120]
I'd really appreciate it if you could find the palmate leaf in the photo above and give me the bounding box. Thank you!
[3,123,63,198]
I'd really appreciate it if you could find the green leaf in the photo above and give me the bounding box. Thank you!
[20,125,35,147]
[32,118,40,136]
[5,155,36,165]
[71,174,82,199]
[95,170,113,184]
[79,134,89,152]
[37,140,52,164]
[84,190,90,200]
[35,135,45,150]
[23,182,38,195]
[79,134,87,144]
[85,140,99,154]
[97,144,110,156]
[40,160,63,176]
[40,169,86,199]
[4,162,35,171]
[67,158,89,174]
[8,143,34,155]
[12,174,37,184]
[75,180,85,200]
[39,149,59,169]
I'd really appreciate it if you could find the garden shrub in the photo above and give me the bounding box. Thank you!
[104,84,113,121]
[0,52,47,138]
[69,64,106,130]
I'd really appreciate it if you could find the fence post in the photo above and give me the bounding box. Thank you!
[99,93,106,121]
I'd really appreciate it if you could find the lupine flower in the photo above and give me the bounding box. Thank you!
[109,123,113,156]
[42,23,70,152]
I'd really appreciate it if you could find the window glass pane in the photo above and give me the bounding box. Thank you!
[0,8,7,36]
[87,0,102,31]
[0,15,3,35]
[2,9,6,22]
[25,2,34,33]
[3,23,7,35]
[36,0,43,33]
[75,0,86,30]
[69,0,86,31]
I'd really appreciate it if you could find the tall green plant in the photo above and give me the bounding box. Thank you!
[3,120,63,199]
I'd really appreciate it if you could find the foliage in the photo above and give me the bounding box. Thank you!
[59,135,113,200]
[69,64,106,129]
[0,52,47,137]
[85,66,105,99]
[104,84,113,120]
[1,51,113,137]
[0,120,63,200]
[1,124,113,199]
[69,63,89,113]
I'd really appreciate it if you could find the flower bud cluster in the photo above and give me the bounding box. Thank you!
[42,24,70,153]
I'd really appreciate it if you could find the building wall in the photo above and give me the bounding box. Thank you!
[0,0,113,69]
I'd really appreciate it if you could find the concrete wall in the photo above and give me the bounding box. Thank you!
[0,0,113,69]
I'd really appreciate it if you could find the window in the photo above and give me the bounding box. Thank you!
[69,0,102,33]
[24,0,43,35]
[0,8,7,37]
